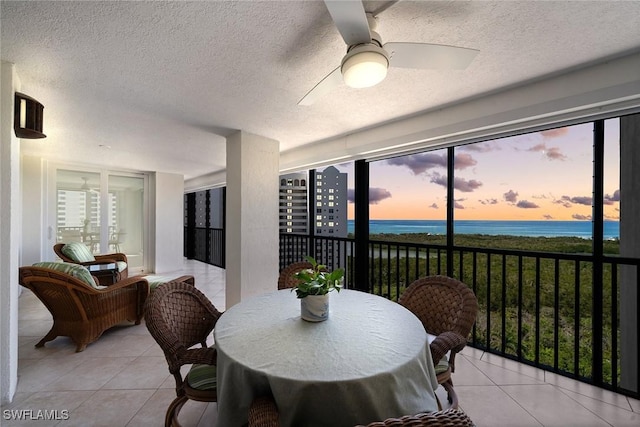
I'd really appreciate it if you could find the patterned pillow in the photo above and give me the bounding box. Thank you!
[33,261,105,289]
[61,242,96,263]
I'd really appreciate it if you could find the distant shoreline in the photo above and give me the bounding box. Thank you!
[347,219,620,240]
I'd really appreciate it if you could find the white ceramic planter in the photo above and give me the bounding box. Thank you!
[300,294,329,322]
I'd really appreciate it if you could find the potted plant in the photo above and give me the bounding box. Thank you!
[292,256,344,322]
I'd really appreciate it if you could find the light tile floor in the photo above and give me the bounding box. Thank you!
[3,259,639,426]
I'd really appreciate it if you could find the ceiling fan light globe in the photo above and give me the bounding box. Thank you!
[341,49,389,89]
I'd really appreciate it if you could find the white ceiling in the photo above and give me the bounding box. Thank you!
[2,1,640,181]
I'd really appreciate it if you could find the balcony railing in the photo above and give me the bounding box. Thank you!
[280,233,640,399]
[185,226,225,268]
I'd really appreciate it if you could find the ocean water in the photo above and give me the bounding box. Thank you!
[347,220,619,240]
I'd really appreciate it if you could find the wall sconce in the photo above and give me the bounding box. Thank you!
[14,92,46,139]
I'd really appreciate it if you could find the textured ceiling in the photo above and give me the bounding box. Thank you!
[2,1,640,181]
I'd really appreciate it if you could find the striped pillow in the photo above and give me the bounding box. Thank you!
[186,363,217,391]
[427,333,451,374]
[33,261,104,289]
[144,275,177,291]
[61,242,96,263]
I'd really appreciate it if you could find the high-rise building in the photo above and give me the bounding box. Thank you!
[314,166,347,238]
[279,173,308,234]
[279,167,348,269]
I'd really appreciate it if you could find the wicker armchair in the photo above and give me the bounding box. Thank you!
[18,265,149,352]
[277,261,313,290]
[54,242,129,285]
[398,276,478,409]
[144,279,222,427]
[247,396,475,427]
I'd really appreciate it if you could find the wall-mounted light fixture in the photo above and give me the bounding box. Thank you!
[14,92,46,139]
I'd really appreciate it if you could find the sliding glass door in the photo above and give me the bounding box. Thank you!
[54,168,147,272]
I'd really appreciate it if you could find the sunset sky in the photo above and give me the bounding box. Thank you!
[334,118,620,221]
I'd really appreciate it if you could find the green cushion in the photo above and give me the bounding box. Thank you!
[434,354,450,375]
[33,261,105,290]
[61,242,96,263]
[186,363,217,391]
[116,261,127,272]
[144,275,174,291]
[427,333,451,374]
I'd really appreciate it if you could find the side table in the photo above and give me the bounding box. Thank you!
[88,263,118,286]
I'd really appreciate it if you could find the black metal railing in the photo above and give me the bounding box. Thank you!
[187,226,225,268]
[279,233,640,398]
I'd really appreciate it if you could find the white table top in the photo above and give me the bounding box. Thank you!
[214,289,439,427]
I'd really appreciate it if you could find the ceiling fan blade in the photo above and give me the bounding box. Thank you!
[324,0,371,46]
[298,67,343,106]
[385,42,479,70]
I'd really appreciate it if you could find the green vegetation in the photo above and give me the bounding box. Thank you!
[370,233,620,254]
[366,233,621,385]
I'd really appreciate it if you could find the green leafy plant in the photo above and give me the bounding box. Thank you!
[292,256,344,299]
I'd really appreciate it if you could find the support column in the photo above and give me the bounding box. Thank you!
[152,172,184,273]
[225,131,279,308]
[620,114,640,393]
[1,61,20,404]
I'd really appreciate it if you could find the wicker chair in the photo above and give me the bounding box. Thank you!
[54,242,129,285]
[248,396,280,427]
[18,265,149,352]
[398,276,478,409]
[144,279,222,427]
[277,261,313,290]
[247,396,475,427]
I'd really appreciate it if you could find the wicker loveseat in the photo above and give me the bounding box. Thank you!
[19,262,149,352]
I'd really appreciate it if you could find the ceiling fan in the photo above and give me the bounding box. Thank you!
[80,177,99,193]
[298,0,479,106]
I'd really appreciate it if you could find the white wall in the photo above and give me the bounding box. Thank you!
[21,155,44,265]
[1,61,21,404]
[151,172,184,273]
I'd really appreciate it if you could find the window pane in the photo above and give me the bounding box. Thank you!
[369,148,448,239]
[453,123,594,249]
[56,170,101,251]
[108,174,144,269]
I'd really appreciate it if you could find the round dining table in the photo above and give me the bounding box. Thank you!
[214,289,439,427]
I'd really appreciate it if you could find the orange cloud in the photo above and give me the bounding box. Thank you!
[541,127,569,138]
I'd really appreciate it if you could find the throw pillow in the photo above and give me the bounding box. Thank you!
[61,242,96,263]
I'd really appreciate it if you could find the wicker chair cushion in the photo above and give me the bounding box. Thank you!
[33,261,104,289]
[115,261,127,272]
[186,363,217,391]
[143,275,176,291]
[144,275,197,291]
[61,242,96,263]
[427,333,450,375]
